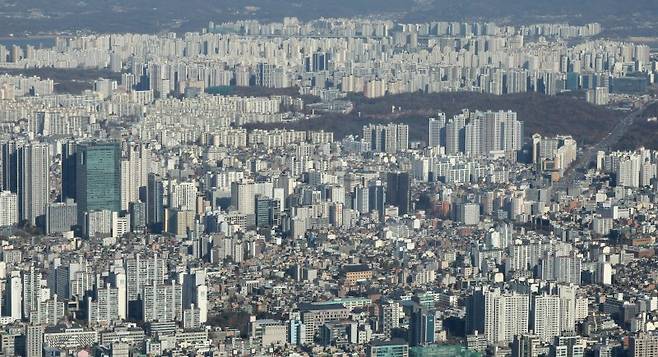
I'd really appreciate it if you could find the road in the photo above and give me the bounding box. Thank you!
[552,99,656,192]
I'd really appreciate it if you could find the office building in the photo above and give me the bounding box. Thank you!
[512,334,540,357]
[409,304,436,346]
[61,141,77,201]
[368,180,386,219]
[549,335,585,357]
[76,143,121,218]
[129,201,146,232]
[387,172,411,215]
[300,303,351,344]
[0,140,22,192]
[146,173,164,232]
[250,318,288,346]
[255,195,281,228]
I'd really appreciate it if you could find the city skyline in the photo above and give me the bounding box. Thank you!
[0,5,657,357]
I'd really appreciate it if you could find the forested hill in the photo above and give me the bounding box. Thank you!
[245,92,623,146]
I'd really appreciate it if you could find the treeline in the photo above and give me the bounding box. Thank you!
[246,92,622,145]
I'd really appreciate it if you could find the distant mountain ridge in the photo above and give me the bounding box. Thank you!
[0,0,656,36]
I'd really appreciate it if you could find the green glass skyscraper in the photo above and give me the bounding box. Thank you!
[76,142,121,217]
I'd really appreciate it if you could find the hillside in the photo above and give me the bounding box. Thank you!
[0,68,122,94]
[614,102,658,150]
[245,92,622,145]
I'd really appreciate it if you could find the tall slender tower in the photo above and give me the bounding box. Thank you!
[120,142,151,210]
[18,143,50,225]
[4,271,22,320]
[61,140,77,201]
[146,173,164,233]
[1,140,22,192]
